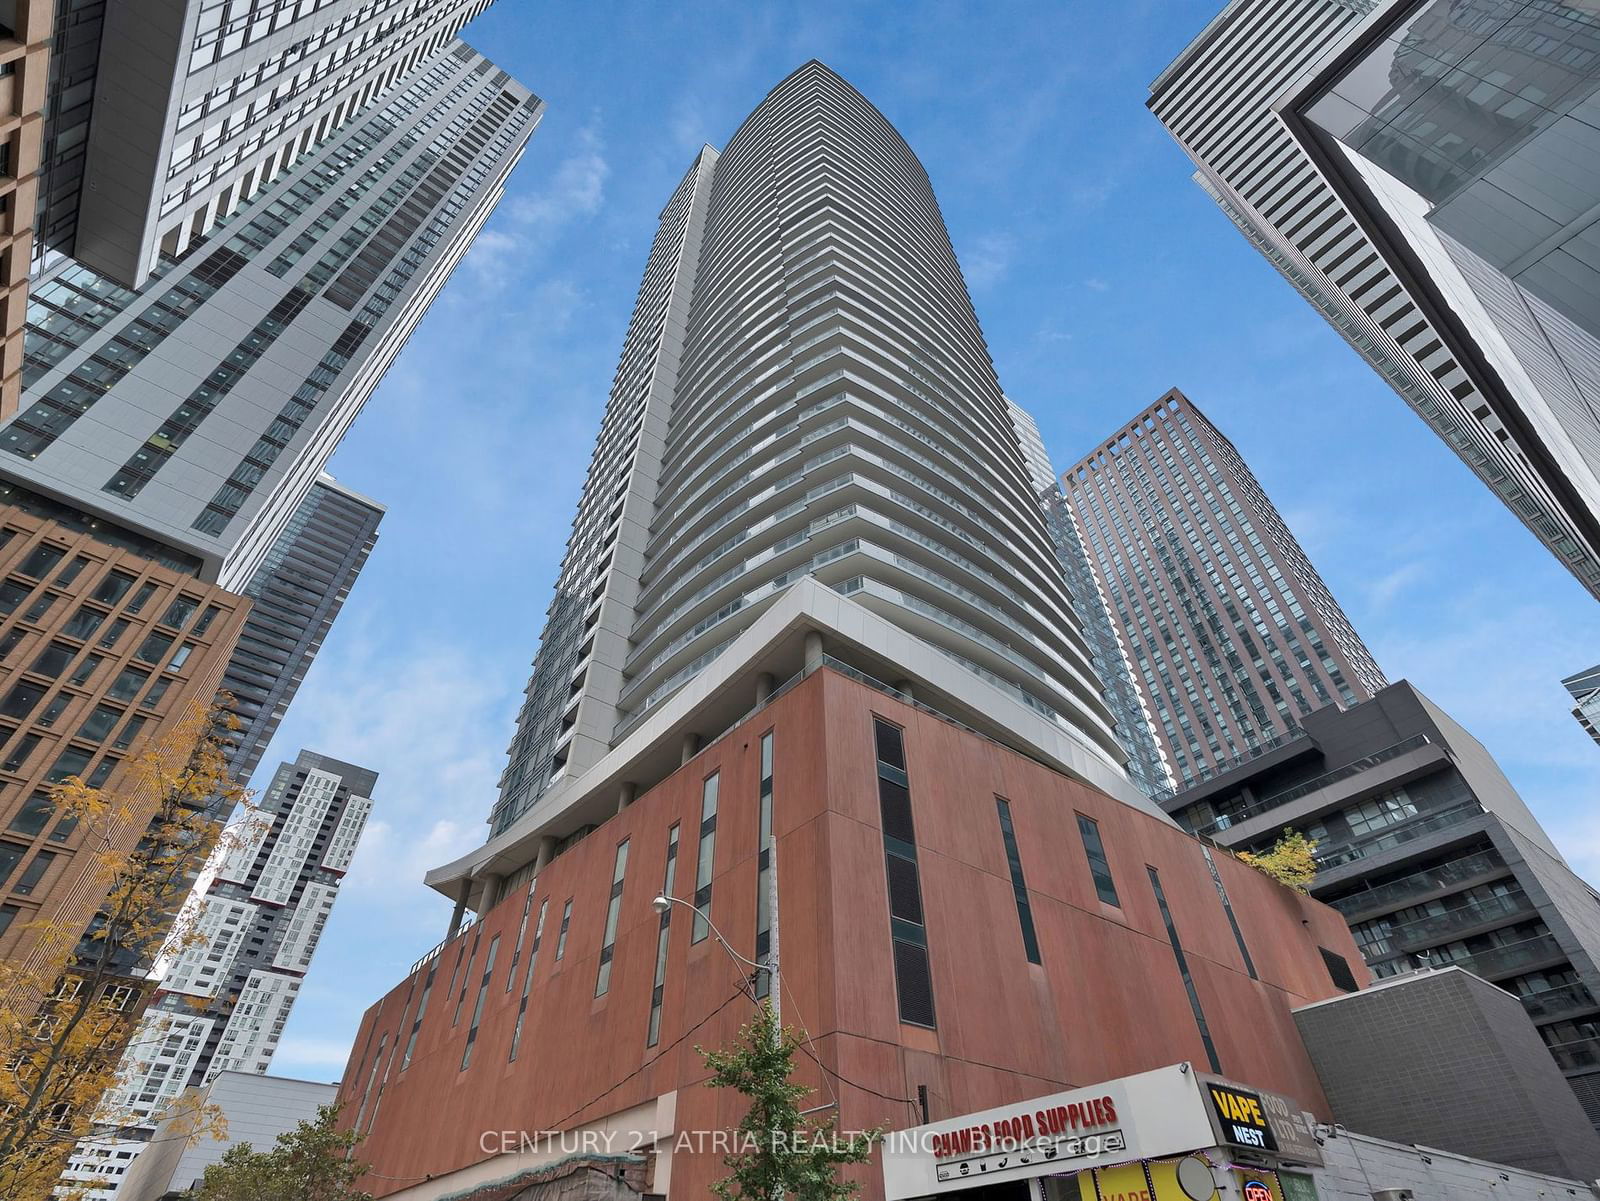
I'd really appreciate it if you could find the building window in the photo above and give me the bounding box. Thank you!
[595,838,629,997]
[460,934,499,1071]
[62,606,106,640]
[755,731,774,997]
[29,642,76,678]
[77,705,122,743]
[91,572,135,606]
[1148,865,1220,1073]
[1345,790,1418,836]
[96,619,130,649]
[68,654,103,687]
[554,899,572,960]
[508,898,547,1062]
[1202,846,1256,980]
[8,792,55,838]
[506,882,536,993]
[54,557,89,587]
[995,798,1041,965]
[3,734,41,774]
[1320,947,1359,993]
[1077,814,1120,907]
[874,718,934,1028]
[18,544,65,579]
[14,850,55,895]
[0,903,18,940]
[648,824,679,1048]
[450,929,480,1027]
[691,773,718,943]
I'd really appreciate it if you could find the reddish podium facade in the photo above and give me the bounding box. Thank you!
[337,668,1365,1201]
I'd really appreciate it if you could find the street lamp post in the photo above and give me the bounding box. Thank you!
[653,857,779,1044]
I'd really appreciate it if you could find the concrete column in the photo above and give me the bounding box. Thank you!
[616,781,637,814]
[481,873,504,911]
[804,630,824,672]
[755,672,775,704]
[680,733,701,764]
[446,888,468,940]
[533,835,557,874]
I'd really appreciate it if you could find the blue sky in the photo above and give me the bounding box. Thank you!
[259,1,1600,1080]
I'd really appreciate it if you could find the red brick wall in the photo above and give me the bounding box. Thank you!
[339,668,1365,1198]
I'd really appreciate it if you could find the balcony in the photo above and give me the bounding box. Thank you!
[1315,800,1485,870]
[1329,850,1507,918]
[1441,934,1565,980]
[1548,1038,1600,1073]
[1192,734,1434,837]
[1522,983,1598,1023]
[1392,892,1533,947]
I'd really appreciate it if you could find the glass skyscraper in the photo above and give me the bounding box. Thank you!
[1151,0,1600,601]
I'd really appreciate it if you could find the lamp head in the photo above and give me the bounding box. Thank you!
[652,895,672,915]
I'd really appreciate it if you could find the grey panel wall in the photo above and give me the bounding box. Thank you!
[1294,968,1600,1180]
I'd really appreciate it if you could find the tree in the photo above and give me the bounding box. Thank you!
[1237,827,1318,893]
[698,1001,881,1201]
[0,701,254,1201]
[188,1104,370,1201]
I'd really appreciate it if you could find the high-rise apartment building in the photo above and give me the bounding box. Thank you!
[70,752,376,1199]
[1150,0,1600,601]
[72,0,498,288]
[1562,663,1600,749]
[1162,679,1600,1130]
[0,1,51,418]
[1064,389,1387,789]
[331,63,1381,1201]
[1008,399,1171,796]
[489,64,1136,845]
[221,474,382,784]
[0,494,248,966]
[9,41,540,592]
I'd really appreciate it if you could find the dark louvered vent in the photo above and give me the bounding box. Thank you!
[886,852,923,924]
[893,939,936,1027]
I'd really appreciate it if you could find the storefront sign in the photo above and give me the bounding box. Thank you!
[881,1066,1218,1199]
[1074,1159,1216,1200]
[1278,1171,1319,1201]
[1232,1171,1285,1201]
[1199,1076,1322,1167]
[1204,1083,1278,1152]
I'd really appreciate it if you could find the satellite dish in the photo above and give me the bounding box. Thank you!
[1176,1155,1217,1200]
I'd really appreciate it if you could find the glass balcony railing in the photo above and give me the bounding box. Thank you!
[1548,1037,1600,1072]
[1437,934,1564,980]
[1329,850,1505,917]
[1522,983,1598,1022]
[1315,800,1485,869]
[1191,734,1433,837]
[1392,892,1533,946]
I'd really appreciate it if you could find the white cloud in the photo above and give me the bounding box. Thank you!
[962,232,1015,292]
[511,124,609,231]
[1083,277,1109,293]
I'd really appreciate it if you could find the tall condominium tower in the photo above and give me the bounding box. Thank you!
[1150,0,1600,601]
[1563,663,1600,749]
[9,41,540,592]
[1065,390,1387,789]
[72,751,376,1198]
[1008,399,1172,796]
[71,0,498,288]
[488,63,1134,845]
[222,474,383,785]
[336,64,1377,1201]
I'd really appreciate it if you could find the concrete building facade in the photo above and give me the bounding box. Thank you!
[0,0,50,418]
[73,1071,336,1201]
[1064,390,1386,790]
[1163,679,1600,1130]
[1294,967,1600,1180]
[8,40,540,591]
[1150,0,1600,601]
[73,0,499,289]
[490,61,1134,843]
